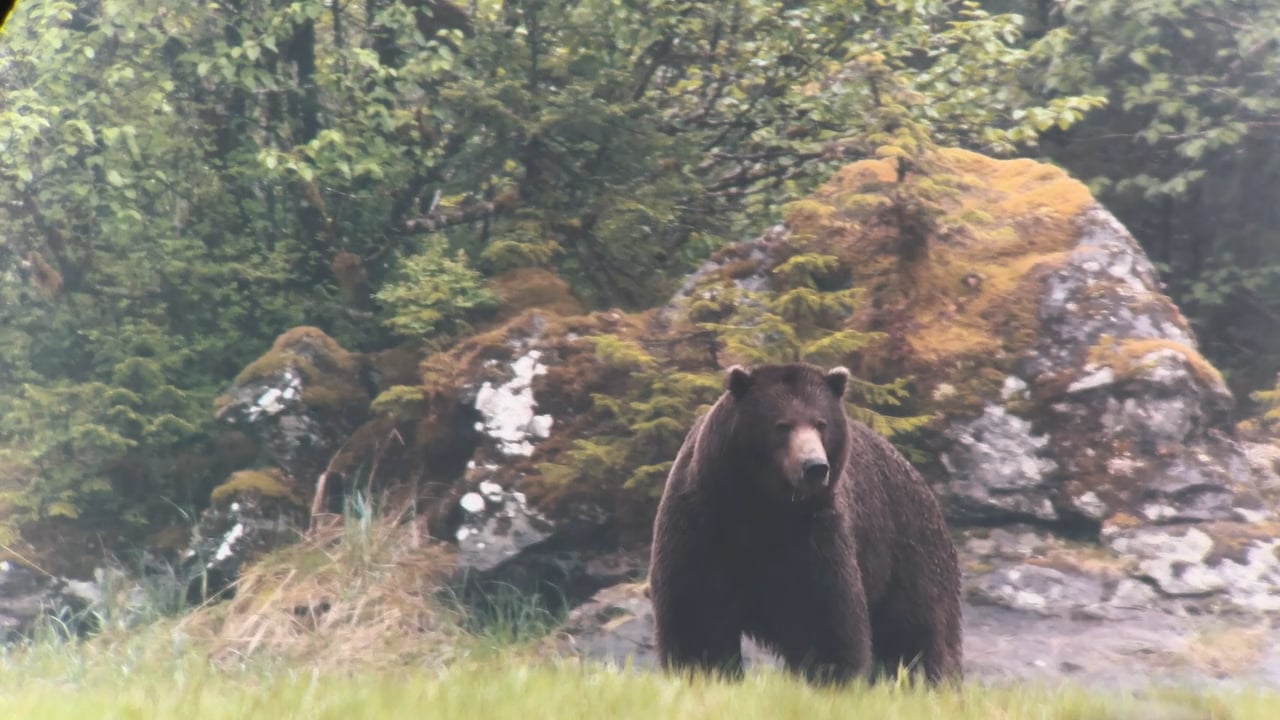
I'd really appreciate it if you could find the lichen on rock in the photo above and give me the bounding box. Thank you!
[942,405,1059,523]
[1105,522,1280,613]
[471,349,554,458]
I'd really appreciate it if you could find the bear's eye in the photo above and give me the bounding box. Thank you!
[815,420,828,432]
[775,421,792,434]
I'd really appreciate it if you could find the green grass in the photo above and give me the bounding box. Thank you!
[3,507,1273,719]
[2,638,1278,720]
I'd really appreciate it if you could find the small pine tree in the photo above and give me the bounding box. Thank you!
[375,238,496,341]
[536,337,722,501]
[692,252,933,440]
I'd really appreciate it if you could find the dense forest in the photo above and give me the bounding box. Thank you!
[1,0,1278,554]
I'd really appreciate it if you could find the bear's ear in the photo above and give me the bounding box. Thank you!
[825,366,850,399]
[725,365,753,397]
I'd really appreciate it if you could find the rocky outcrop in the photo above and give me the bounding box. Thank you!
[425,310,661,608]
[214,327,374,485]
[542,150,1280,686]
[549,534,1280,688]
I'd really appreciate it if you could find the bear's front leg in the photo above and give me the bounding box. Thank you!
[650,512,744,679]
[651,574,744,679]
[777,570,873,686]
[754,530,873,686]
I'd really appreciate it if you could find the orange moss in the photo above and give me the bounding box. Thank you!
[770,148,1100,406]
[489,268,584,319]
[368,345,422,392]
[720,258,764,281]
[1088,336,1226,388]
[211,467,303,508]
[1198,521,1280,564]
[1027,544,1131,577]
[231,327,368,413]
[1102,512,1144,532]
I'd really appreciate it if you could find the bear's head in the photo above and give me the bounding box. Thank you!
[722,362,851,502]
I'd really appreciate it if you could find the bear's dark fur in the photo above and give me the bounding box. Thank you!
[648,363,963,685]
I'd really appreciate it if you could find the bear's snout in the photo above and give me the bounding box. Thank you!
[802,458,830,487]
[786,425,830,493]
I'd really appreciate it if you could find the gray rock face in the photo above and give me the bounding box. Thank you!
[443,319,627,609]
[969,564,1108,616]
[449,324,564,578]
[1105,522,1280,613]
[1003,207,1265,527]
[454,477,554,574]
[550,535,1280,689]
[660,178,1270,531]
[942,406,1059,523]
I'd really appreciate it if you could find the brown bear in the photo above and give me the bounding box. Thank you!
[648,362,962,685]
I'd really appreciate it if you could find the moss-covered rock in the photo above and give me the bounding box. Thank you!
[214,327,374,496]
[210,468,304,511]
[670,148,1272,532]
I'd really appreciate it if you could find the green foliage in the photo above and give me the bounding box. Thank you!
[692,253,933,440]
[1253,378,1280,431]
[375,238,496,341]
[0,374,205,539]
[539,251,932,501]
[4,640,1280,719]
[1022,0,1280,393]
[0,0,1101,550]
[537,344,722,500]
[432,0,1101,306]
[369,385,429,419]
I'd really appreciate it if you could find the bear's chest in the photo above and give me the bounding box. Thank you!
[727,513,836,574]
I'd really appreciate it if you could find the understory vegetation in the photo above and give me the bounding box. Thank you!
[0,495,1270,717]
[5,0,1278,554]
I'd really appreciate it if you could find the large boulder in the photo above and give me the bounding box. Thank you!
[546,149,1280,683]
[671,149,1273,532]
